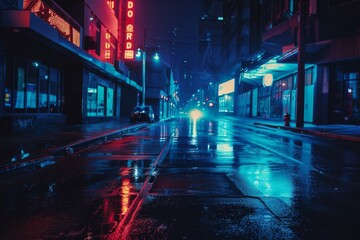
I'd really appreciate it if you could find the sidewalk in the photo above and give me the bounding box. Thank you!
[0,118,147,174]
[228,116,360,142]
[1,116,359,174]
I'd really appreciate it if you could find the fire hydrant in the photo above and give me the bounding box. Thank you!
[283,113,290,127]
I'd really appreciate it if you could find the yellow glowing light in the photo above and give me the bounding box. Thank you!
[190,109,203,119]
[218,79,235,96]
[263,73,273,87]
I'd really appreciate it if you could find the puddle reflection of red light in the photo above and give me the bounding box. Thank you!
[121,178,131,215]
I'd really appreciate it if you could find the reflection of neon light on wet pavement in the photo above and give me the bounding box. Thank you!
[190,118,198,139]
[239,165,294,205]
[121,178,131,215]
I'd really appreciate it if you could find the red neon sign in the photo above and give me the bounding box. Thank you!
[124,0,134,59]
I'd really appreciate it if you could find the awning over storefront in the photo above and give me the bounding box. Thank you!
[241,57,299,86]
[239,40,329,86]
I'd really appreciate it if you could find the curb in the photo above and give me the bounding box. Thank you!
[253,122,360,143]
[0,156,56,175]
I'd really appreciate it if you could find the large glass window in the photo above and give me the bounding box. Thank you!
[87,87,97,117]
[97,85,105,116]
[218,94,234,112]
[49,67,60,113]
[5,56,62,114]
[39,65,48,113]
[271,76,294,118]
[87,73,97,116]
[345,80,359,119]
[86,73,114,117]
[257,85,271,118]
[27,62,38,111]
[331,67,360,122]
[305,68,314,85]
[106,88,114,116]
[15,65,26,111]
[4,53,13,110]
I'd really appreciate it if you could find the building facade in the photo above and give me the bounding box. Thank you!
[0,0,142,133]
[199,0,262,115]
[146,64,178,121]
[256,0,360,124]
[200,0,360,125]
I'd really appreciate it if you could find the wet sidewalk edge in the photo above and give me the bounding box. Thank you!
[0,123,147,175]
[253,122,360,143]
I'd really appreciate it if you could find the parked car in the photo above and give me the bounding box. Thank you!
[130,105,155,123]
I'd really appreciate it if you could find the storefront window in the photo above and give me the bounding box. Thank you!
[257,74,296,119]
[26,62,38,111]
[87,73,97,116]
[49,68,60,113]
[257,86,271,118]
[5,88,11,108]
[219,94,234,112]
[106,88,113,116]
[97,85,105,116]
[271,76,295,119]
[39,66,49,113]
[14,66,26,111]
[305,68,314,85]
[86,73,114,117]
[330,66,360,122]
[6,56,62,114]
[87,87,97,116]
[344,80,359,120]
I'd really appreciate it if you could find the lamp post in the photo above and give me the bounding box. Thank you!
[296,0,306,128]
[136,48,146,106]
[136,48,160,106]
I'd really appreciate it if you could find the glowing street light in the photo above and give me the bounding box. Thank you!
[153,52,160,61]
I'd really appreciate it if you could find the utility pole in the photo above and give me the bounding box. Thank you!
[142,29,146,106]
[296,0,306,128]
[141,49,146,106]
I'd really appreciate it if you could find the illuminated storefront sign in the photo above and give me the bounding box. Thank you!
[218,78,235,96]
[124,0,135,59]
[26,0,81,47]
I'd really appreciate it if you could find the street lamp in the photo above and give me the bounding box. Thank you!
[136,48,160,106]
[136,48,146,106]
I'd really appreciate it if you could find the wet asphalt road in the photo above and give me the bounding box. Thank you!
[1,116,360,239]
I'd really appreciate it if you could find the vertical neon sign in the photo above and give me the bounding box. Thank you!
[124,0,135,59]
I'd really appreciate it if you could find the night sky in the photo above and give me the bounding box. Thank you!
[134,0,202,102]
